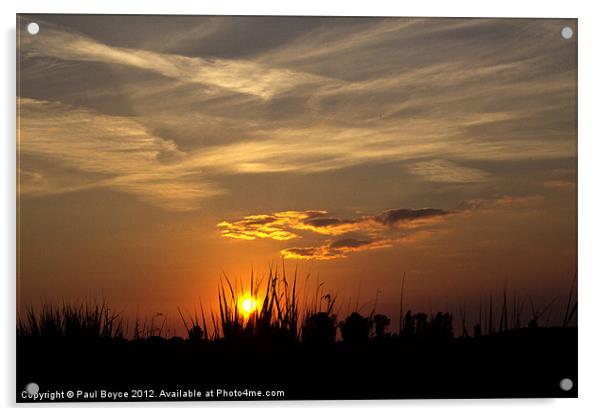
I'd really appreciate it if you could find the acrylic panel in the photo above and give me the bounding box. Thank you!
[16,15,577,402]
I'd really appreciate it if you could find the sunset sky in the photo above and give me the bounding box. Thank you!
[17,15,577,333]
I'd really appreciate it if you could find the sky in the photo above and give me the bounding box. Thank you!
[17,15,577,334]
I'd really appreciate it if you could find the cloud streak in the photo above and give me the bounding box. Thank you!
[218,208,451,260]
[218,208,450,239]
[17,17,576,214]
[217,195,548,260]
[281,237,400,260]
[406,159,490,183]
[18,98,222,211]
[20,23,329,99]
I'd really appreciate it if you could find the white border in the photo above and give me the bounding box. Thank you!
[3,1,601,415]
[4,0,585,17]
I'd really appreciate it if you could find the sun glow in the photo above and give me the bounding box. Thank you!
[238,294,258,318]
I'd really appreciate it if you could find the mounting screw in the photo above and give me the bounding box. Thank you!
[559,378,573,391]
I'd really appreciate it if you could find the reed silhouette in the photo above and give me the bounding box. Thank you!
[17,267,578,402]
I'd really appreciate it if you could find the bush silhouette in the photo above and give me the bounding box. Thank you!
[340,312,372,344]
[373,314,391,339]
[431,312,454,340]
[401,310,453,340]
[301,312,337,345]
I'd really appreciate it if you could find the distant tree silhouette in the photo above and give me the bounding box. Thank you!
[403,310,415,337]
[340,312,372,344]
[301,312,337,345]
[431,312,454,340]
[415,313,429,339]
[400,311,454,340]
[373,314,391,339]
[188,325,203,341]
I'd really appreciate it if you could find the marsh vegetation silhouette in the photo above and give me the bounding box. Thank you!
[17,267,577,401]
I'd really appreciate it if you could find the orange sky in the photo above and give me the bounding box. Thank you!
[17,16,577,335]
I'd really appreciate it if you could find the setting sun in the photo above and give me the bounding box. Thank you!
[238,294,257,317]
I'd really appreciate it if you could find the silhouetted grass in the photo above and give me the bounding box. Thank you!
[17,268,577,343]
[215,264,301,342]
[15,269,578,401]
[18,300,123,339]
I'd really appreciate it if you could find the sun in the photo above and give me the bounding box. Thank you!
[238,294,258,318]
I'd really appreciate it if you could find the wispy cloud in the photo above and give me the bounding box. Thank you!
[459,195,545,212]
[407,159,490,183]
[373,208,450,226]
[218,208,450,239]
[281,237,400,260]
[18,17,576,214]
[20,23,329,100]
[18,98,222,211]
[218,208,451,260]
[217,195,548,260]
[543,180,576,190]
[216,212,317,241]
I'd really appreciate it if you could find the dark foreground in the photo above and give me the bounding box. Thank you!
[17,327,577,402]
